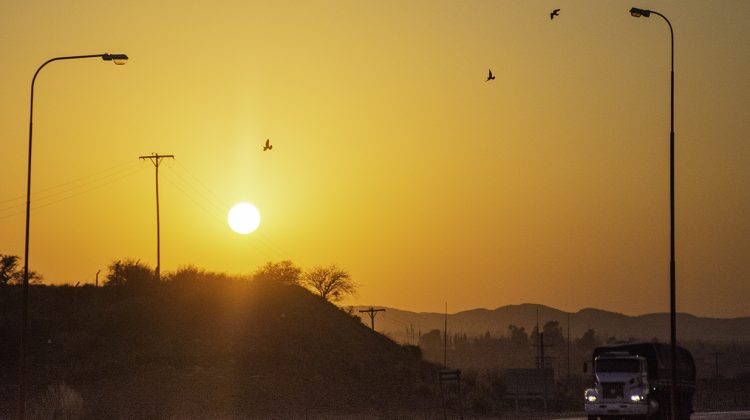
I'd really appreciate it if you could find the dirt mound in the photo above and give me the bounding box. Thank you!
[0,281,438,418]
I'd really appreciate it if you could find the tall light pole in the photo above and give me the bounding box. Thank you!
[629,7,678,420]
[20,52,129,419]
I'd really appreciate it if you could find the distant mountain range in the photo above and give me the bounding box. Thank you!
[353,303,750,344]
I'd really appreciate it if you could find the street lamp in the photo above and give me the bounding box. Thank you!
[102,53,129,65]
[19,52,129,419]
[629,7,678,420]
[629,7,651,18]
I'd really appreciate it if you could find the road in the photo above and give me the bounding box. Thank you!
[552,412,750,420]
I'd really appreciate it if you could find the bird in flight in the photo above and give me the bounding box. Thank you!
[486,69,495,82]
[550,9,560,20]
[263,139,272,151]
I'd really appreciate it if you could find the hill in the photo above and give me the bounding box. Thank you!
[354,303,750,344]
[0,281,438,418]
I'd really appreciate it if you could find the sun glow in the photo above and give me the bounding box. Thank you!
[228,202,261,234]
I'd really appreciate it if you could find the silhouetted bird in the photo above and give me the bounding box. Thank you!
[486,69,495,82]
[263,139,272,151]
[550,9,560,20]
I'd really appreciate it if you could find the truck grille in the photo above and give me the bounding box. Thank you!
[601,382,624,399]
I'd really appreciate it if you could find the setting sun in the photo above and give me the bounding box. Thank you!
[227,202,261,234]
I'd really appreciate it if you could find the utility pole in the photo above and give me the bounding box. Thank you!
[540,332,546,368]
[534,332,554,369]
[567,312,571,379]
[532,332,554,415]
[533,307,553,417]
[444,302,448,368]
[359,307,385,331]
[534,307,552,368]
[139,153,174,281]
[95,269,101,287]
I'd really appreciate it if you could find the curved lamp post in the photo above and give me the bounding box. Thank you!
[629,8,678,420]
[19,52,129,419]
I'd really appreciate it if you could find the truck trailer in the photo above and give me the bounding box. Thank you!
[584,342,695,420]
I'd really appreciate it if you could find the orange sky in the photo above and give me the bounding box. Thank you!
[1,0,749,318]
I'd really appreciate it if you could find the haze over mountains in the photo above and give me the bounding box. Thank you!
[355,304,750,344]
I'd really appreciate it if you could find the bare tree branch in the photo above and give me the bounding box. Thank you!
[300,264,357,302]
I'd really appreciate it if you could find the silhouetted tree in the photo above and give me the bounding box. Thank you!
[418,329,443,362]
[300,264,356,302]
[506,324,532,367]
[0,253,42,285]
[576,328,599,352]
[105,259,155,287]
[543,320,565,353]
[165,265,241,284]
[253,260,301,285]
[507,324,530,349]
[165,265,205,283]
[0,254,19,285]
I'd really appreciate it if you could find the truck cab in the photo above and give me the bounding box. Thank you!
[585,351,658,419]
[584,342,695,420]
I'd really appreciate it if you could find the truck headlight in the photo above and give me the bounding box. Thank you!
[585,388,598,403]
[630,395,645,402]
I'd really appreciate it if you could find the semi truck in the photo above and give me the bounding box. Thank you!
[584,342,695,420]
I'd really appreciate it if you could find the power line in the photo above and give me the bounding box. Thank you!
[168,165,225,215]
[0,166,141,220]
[167,161,297,261]
[162,176,224,220]
[0,162,138,212]
[174,160,225,206]
[0,160,135,205]
[161,175,285,262]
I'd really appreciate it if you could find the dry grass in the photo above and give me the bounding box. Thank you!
[26,381,83,420]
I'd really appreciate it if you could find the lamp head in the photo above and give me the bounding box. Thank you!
[102,53,129,65]
[630,7,651,18]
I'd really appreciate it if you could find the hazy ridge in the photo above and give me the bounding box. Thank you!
[355,303,750,343]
